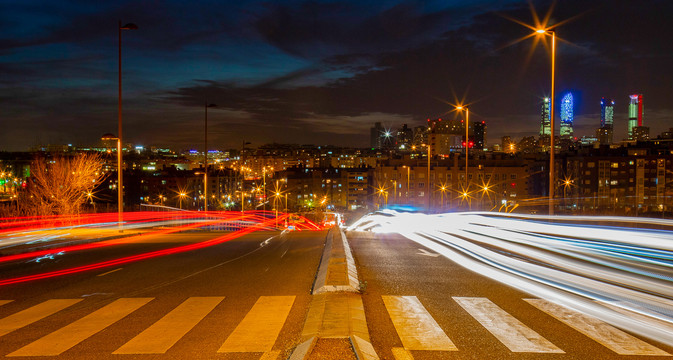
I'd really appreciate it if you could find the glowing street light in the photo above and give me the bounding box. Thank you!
[402,165,411,203]
[420,143,431,211]
[115,20,137,232]
[204,102,216,212]
[439,185,448,210]
[379,189,388,207]
[178,192,187,209]
[456,105,470,188]
[536,28,557,216]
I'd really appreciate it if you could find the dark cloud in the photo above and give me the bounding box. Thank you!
[1,0,673,151]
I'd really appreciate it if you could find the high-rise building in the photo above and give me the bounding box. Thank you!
[560,92,574,139]
[473,121,486,150]
[628,94,644,140]
[600,97,614,128]
[540,97,551,137]
[396,124,413,150]
[412,126,428,146]
[598,97,615,145]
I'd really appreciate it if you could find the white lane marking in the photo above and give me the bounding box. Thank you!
[453,297,563,353]
[391,347,414,360]
[0,299,82,338]
[281,249,288,258]
[113,296,224,354]
[81,293,112,297]
[382,295,457,351]
[260,350,281,360]
[260,237,275,247]
[218,296,295,353]
[97,268,123,277]
[417,249,439,257]
[8,298,153,357]
[0,300,12,307]
[525,299,670,356]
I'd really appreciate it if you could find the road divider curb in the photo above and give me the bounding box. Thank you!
[311,227,359,294]
[291,228,379,359]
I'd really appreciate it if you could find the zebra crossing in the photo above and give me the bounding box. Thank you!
[0,295,670,357]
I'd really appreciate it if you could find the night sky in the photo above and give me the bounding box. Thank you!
[1,0,672,152]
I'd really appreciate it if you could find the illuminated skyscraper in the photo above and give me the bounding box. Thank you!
[560,92,574,139]
[600,97,614,128]
[540,97,551,137]
[628,94,643,140]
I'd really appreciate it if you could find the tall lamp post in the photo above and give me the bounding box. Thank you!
[402,166,410,203]
[536,28,556,216]
[456,105,469,189]
[118,20,137,232]
[204,102,216,211]
[426,144,431,211]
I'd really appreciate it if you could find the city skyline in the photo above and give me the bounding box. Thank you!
[2,0,672,151]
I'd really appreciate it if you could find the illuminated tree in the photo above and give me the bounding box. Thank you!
[22,153,107,215]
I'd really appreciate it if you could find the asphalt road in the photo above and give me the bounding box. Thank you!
[347,230,673,360]
[0,230,327,359]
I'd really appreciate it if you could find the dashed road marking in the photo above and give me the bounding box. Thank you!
[97,268,123,277]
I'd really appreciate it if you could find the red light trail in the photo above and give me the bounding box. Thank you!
[0,211,322,286]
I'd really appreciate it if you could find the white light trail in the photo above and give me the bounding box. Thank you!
[348,211,673,346]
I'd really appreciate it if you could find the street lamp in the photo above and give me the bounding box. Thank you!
[178,192,187,209]
[117,20,137,232]
[439,185,447,210]
[204,102,216,212]
[421,143,431,211]
[456,105,469,189]
[275,190,281,228]
[536,28,556,215]
[101,132,122,219]
[377,188,388,208]
[402,166,411,203]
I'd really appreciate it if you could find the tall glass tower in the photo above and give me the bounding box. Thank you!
[560,92,574,139]
[628,94,643,140]
[540,97,551,137]
[600,97,614,128]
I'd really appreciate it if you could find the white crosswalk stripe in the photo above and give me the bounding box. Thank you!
[0,299,82,338]
[7,298,153,357]
[1,295,670,357]
[218,295,295,353]
[113,296,224,354]
[382,295,457,351]
[525,298,670,356]
[453,297,563,353]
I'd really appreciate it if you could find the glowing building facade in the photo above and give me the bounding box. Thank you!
[628,94,643,140]
[540,97,551,136]
[600,98,614,128]
[560,92,574,139]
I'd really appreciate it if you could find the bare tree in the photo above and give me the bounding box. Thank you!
[22,153,107,215]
